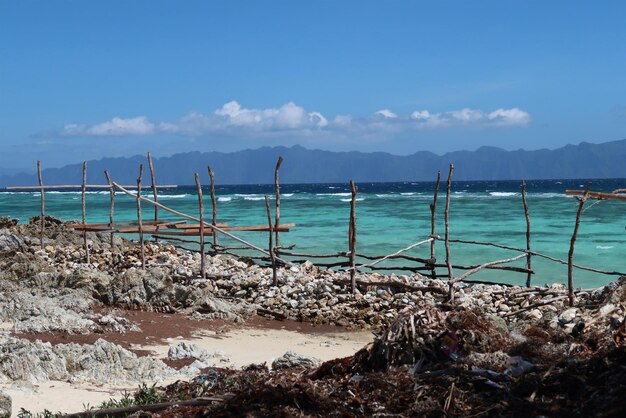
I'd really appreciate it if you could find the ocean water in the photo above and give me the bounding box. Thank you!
[1,179,625,288]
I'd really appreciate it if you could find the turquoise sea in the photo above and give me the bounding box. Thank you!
[1,179,625,288]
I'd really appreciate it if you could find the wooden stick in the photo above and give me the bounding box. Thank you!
[37,160,45,249]
[111,182,293,266]
[521,180,532,287]
[6,184,177,190]
[136,164,145,269]
[82,161,89,263]
[104,170,115,247]
[274,155,284,247]
[444,164,454,300]
[568,182,591,306]
[265,195,277,286]
[208,165,218,248]
[349,180,358,293]
[429,171,441,279]
[565,189,626,201]
[353,238,433,270]
[431,236,624,276]
[195,173,206,279]
[453,254,526,283]
[147,152,159,238]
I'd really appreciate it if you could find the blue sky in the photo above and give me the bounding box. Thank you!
[1,0,625,171]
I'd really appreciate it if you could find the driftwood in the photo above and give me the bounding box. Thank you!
[136,165,145,269]
[195,173,206,279]
[504,295,569,317]
[568,183,591,306]
[348,180,358,293]
[265,195,277,286]
[274,155,284,246]
[111,182,294,267]
[452,254,526,283]
[356,238,434,270]
[104,170,115,247]
[444,164,454,300]
[430,171,441,279]
[208,164,218,247]
[81,161,89,263]
[333,278,447,295]
[565,189,626,202]
[37,160,44,249]
[521,180,532,287]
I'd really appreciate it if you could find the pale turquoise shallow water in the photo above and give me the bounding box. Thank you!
[1,179,625,288]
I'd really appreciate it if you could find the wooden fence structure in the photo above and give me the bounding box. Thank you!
[5,154,626,305]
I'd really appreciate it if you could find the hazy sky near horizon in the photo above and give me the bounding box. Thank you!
[1,0,626,171]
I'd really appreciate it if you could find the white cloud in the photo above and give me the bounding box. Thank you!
[57,102,531,139]
[60,116,155,136]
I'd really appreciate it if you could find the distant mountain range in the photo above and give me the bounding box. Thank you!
[2,139,626,187]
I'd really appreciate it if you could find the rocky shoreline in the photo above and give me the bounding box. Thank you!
[1,216,625,416]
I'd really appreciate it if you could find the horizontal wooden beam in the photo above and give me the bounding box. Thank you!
[5,184,177,190]
[565,189,626,202]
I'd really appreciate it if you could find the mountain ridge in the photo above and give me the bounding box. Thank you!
[2,139,626,187]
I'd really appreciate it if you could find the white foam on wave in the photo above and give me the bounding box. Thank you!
[489,192,518,197]
[159,194,188,199]
[218,197,232,202]
[282,193,294,197]
[341,197,364,202]
[235,194,260,197]
[316,192,351,197]
[400,192,416,196]
[596,245,614,250]
[244,196,266,201]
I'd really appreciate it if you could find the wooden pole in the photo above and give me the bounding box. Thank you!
[147,152,159,239]
[265,195,277,286]
[82,161,89,263]
[521,180,532,287]
[37,160,45,250]
[104,170,115,248]
[208,165,218,248]
[195,173,206,279]
[136,164,145,269]
[568,182,591,306]
[429,171,441,279]
[274,156,284,247]
[444,164,454,300]
[349,180,358,293]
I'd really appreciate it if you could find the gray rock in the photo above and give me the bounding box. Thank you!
[168,341,228,363]
[559,308,578,323]
[0,391,10,418]
[272,351,321,370]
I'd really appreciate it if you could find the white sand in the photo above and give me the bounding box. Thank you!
[2,326,372,416]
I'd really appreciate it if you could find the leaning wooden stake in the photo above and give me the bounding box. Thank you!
[37,160,45,249]
[521,180,533,287]
[444,164,455,300]
[265,195,277,286]
[429,171,441,279]
[568,183,591,306]
[274,156,284,247]
[82,161,90,263]
[349,180,358,293]
[207,165,218,248]
[136,164,145,269]
[195,173,206,279]
[147,152,159,238]
[104,170,116,248]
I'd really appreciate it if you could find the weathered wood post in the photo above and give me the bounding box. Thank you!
[429,171,441,279]
[521,180,532,287]
[82,161,90,263]
[444,164,455,300]
[274,156,284,247]
[349,180,358,293]
[136,164,145,269]
[104,170,116,248]
[195,173,206,279]
[37,160,45,249]
[147,152,159,238]
[207,165,218,249]
[568,183,591,306]
[265,195,277,286]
